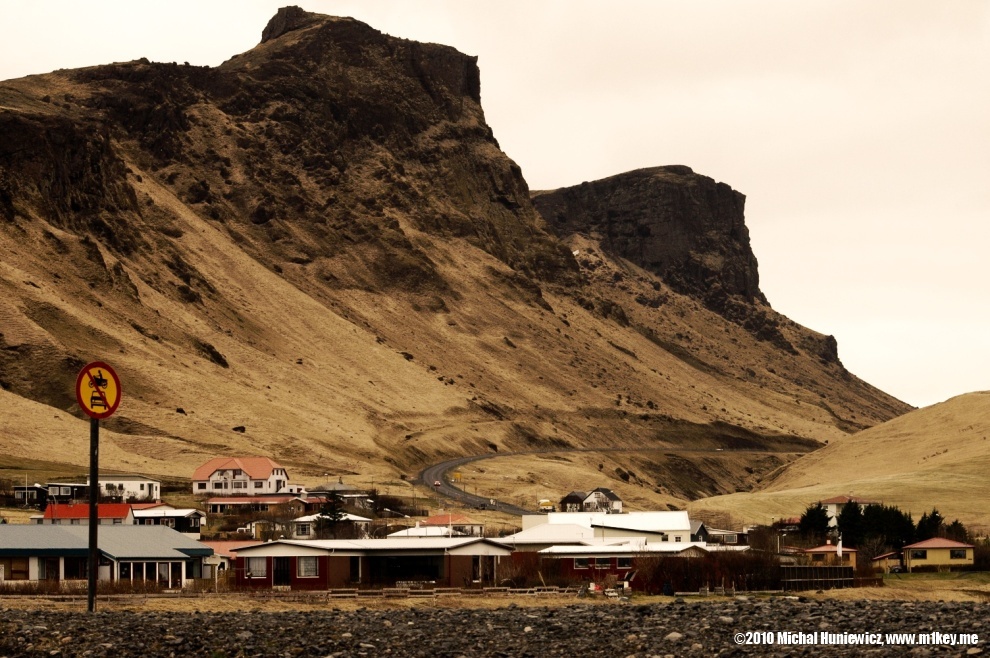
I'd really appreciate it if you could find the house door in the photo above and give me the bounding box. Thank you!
[273,557,291,586]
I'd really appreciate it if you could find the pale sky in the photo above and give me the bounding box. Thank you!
[2,1,988,409]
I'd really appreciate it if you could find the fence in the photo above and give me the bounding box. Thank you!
[780,566,880,591]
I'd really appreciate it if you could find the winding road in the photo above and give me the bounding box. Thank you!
[417,453,533,516]
[416,445,786,517]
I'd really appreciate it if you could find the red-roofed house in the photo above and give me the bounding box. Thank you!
[422,513,483,537]
[33,503,135,525]
[192,457,290,495]
[904,538,974,572]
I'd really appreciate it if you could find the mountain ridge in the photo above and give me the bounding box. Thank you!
[0,7,909,510]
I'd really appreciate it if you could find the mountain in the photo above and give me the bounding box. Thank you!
[688,391,990,531]
[0,7,909,509]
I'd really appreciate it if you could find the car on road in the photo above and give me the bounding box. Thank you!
[433,480,442,487]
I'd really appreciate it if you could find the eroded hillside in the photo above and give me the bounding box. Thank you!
[0,7,909,508]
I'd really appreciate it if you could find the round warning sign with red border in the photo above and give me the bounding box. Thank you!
[76,361,122,419]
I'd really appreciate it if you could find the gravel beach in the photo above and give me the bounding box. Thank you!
[1,597,987,657]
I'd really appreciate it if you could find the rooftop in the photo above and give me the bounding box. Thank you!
[193,456,284,481]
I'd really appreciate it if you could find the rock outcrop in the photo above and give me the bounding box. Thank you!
[534,166,762,313]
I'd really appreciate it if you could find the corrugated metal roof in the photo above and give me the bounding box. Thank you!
[500,523,598,544]
[132,508,205,519]
[539,511,691,533]
[42,503,132,520]
[233,537,509,553]
[538,541,710,555]
[0,525,213,559]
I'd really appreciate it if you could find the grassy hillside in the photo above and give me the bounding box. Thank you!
[689,391,990,533]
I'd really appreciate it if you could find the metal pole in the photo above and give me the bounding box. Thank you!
[87,416,99,613]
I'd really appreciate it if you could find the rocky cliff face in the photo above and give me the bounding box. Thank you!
[533,166,762,311]
[0,7,910,506]
[533,166,808,353]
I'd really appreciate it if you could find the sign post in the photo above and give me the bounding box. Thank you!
[75,361,121,613]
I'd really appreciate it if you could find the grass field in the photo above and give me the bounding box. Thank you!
[2,573,989,612]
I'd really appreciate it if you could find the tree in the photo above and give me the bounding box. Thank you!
[944,519,969,543]
[861,503,914,551]
[836,501,864,548]
[316,491,346,539]
[916,508,944,541]
[798,502,829,544]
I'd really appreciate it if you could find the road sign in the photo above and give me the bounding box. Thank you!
[75,361,121,419]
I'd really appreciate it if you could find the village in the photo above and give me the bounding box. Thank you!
[0,456,979,597]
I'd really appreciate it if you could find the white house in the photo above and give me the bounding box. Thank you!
[819,495,880,528]
[132,507,207,540]
[192,457,290,495]
[289,513,371,540]
[583,487,623,513]
[92,475,161,502]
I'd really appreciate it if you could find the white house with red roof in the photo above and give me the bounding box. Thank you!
[192,456,291,495]
[32,503,135,525]
[819,495,880,527]
[422,513,484,537]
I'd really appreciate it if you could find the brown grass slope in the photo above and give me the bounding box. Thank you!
[0,8,908,508]
[689,391,990,531]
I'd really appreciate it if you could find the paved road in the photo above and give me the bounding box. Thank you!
[416,446,782,517]
[417,453,532,516]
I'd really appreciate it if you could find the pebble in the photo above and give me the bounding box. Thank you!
[0,599,985,656]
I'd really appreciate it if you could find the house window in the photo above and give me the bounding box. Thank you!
[254,481,264,489]
[234,469,242,476]
[247,557,267,578]
[0,558,29,581]
[574,558,589,569]
[140,484,145,491]
[70,519,80,525]
[617,557,632,569]
[910,550,927,560]
[593,558,611,569]
[197,483,207,490]
[64,557,88,580]
[811,554,824,562]
[213,482,224,489]
[113,519,123,525]
[724,534,738,544]
[232,481,246,489]
[14,491,23,500]
[673,536,682,542]
[190,517,200,528]
[296,523,311,537]
[950,549,967,560]
[298,556,318,578]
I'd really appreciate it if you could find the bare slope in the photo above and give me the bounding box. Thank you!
[0,8,909,507]
[689,391,990,530]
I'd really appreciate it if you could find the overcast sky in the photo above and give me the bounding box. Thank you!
[2,1,987,409]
